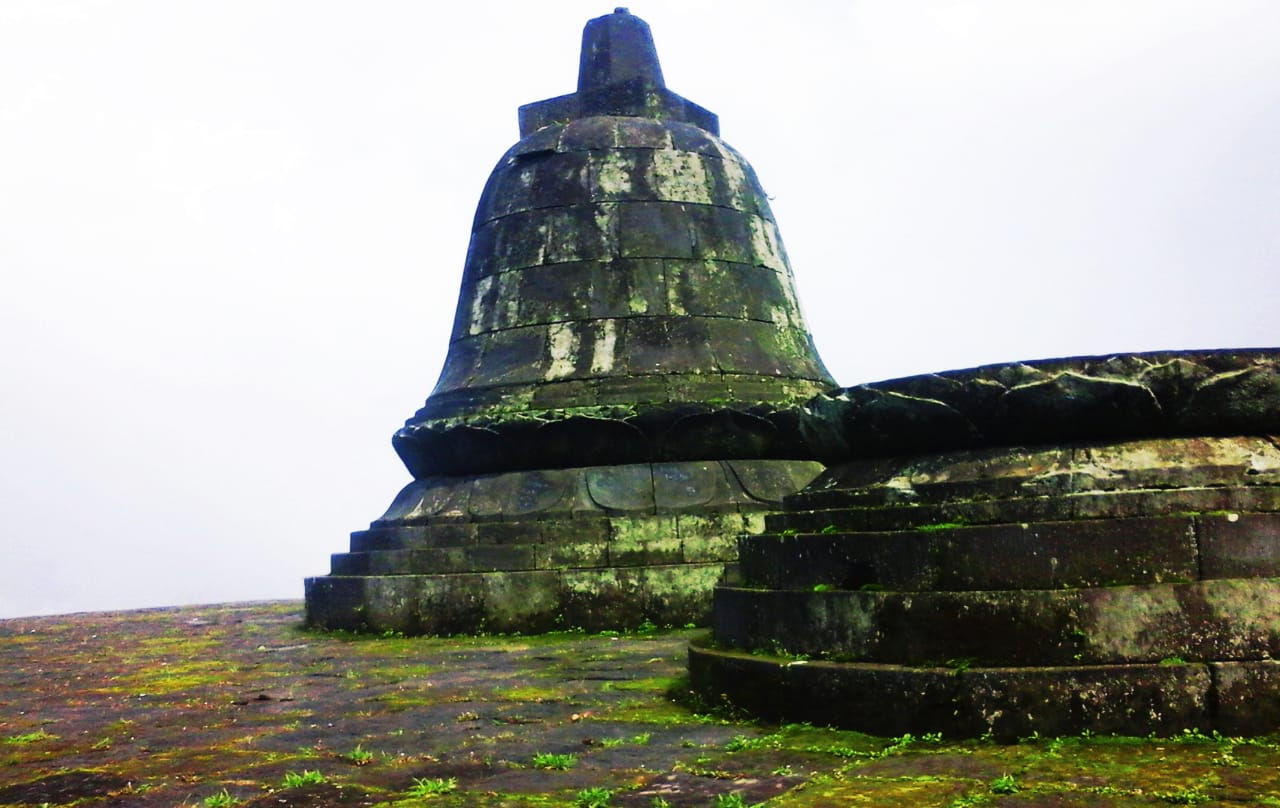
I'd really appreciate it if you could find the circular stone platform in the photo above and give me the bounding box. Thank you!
[690,349,1280,738]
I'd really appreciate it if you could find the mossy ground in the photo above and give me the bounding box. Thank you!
[1,603,1278,807]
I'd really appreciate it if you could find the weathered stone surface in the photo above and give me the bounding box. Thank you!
[397,89,833,477]
[738,516,1199,592]
[803,350,1280,462]
[1212,659,1280,734]
[1198,512,1280,578]
[313,568,731,636]
[784,435,1280,517]
[308,459,822,634]
[702,352,1280,736]
[372,460,821,527]
[712,579,1280,666]
[688,639,1219,740]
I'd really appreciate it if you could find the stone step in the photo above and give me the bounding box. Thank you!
[710,577,1280,667]
[786,435,1280,513]
[687,636,1280,739]
[350,511,762,552]
[738,513,1280,591]
[330,532,737,576]
[305,563,730,635]
[765,485,1280,534]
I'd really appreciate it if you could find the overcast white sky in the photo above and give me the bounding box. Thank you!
[1,1,1277,619]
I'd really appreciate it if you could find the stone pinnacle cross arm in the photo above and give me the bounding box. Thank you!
[519,8,719,136]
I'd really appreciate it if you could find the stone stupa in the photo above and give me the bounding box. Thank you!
[305,8,834,635]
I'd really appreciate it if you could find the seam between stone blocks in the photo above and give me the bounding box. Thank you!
[476,199,775,229]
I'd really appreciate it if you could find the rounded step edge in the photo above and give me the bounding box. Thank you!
[688,634,1280,739]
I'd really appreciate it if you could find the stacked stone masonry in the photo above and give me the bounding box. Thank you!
[305,9,833,636]
[691,351,1280,738]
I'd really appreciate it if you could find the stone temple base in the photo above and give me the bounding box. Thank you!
[305,458,822,635]
[690,430,1280,738]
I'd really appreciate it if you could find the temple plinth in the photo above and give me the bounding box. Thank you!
[691,349,1280,738]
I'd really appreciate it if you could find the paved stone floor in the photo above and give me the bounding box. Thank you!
[1,602,1278,806]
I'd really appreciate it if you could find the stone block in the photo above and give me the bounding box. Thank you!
[1198,512,1280,579]
[329,553,370,576]
[617,201,694,259]
[536,540,609,570]
[1212,660,1280,734]
[475,571,563,633]
[687,205,753,263]
[639,563,724,625]
[537,516,612,545]
[647,149,715,205]
[472,521,543,546]
[585,464,656,512]
[614,117,674,149]
[545,204,616,264]
[304,576,370,632]
[558,115,618,150]
[652,461,725,509]
[526,150,591,210]
[609,515,681,566]
[490,208,551,270]
[474,326,550,386]
[957,663,1212,741]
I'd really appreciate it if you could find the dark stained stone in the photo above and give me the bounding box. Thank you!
[394,425,506,479]
[472,327,548,386]
[617,201,694,258]
[1198,512,1280,579]
[614,116,678,149]
[556,114,617,150]
[994,372,1164,442]
[651,461,723,509]
[687,204,754,263]
[1212,660,1280,734]
[545,204,617,264]
[526,150,592,209]
[586,463,656,512]
[667,120,722,155]
[1179,362,1280,432]
[726,459,823,505]
[658,410,788,463]
[803,350,1280,462]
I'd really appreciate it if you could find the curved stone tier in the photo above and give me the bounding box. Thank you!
[394,111,832,478]
[801,349,1279,462]
[394,403,815,478]
[306,459,822,635]
[694,350,1280,738]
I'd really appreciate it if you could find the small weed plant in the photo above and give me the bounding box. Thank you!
[4,730,56,744]
[407,777,457,797]
[346,744,375,765]
[531,751,577,770]
[202,789,239,807]
[1153,785,1212,805]
[601,732,652,748]
[713,794,751,807]
[576,786,613,807]
[989,774,1020,794]
[281,770,325,788]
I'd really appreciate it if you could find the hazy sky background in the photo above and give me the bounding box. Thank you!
[2,1,1277,619]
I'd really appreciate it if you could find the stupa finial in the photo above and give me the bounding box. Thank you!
[518,9,719,136]
[577,7,666,94]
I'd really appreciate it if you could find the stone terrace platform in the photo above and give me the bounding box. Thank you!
[4,602,1280,806]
